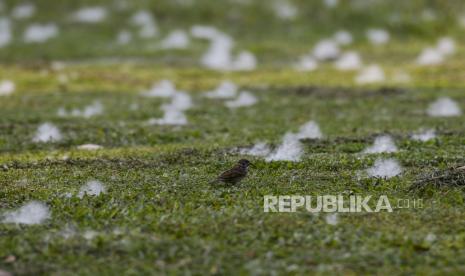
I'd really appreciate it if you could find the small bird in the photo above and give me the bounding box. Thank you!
[210,159,254,185]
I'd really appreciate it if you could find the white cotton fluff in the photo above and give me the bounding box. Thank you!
[33,122,62,142]
[427,97,462,117]
[205,81,238,99]
[225,91,258,108]
[294,55,318,71]
[2,201,50,225]
[160,30,189,49]
[355,65,385,84]
[147,89,192,126]
[192,26,254,71]
[147,107,188,125]
[167,92,193,111]
[190,25,219,39]
[58,101,103,118]
[77,144,103,150]
[333,30,353,45]
[23,23,59,43]
[436,37,455,56]
[363,135,397,154]
[266,133,303,162]
[325,213,338,225]
[416,37,455,66]
[296,120,323,139]
[78,180,106,198]
[416,47,444,66]
[116,30,132,45]
[266,121,322,162]
[131,10,158,38]
[334,51,361,70]
[323,0,338,8]
[141,80,177,98]
[81,101,103,118]
[366,158,402,178]
[201,34,234,70]
[0,80,15,96]
[272,0,298,20]
[0,18,12,47]
[72,7,107,23]
[239,142,272,157]
[366,29,389,45]
[232,51,257,71]
[313,39,340,61]
[411,129,436,142]
[12,3,36,19]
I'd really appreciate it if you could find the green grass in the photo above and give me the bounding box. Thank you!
[1,0,465,275]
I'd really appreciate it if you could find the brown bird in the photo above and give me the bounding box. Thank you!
[210,159,254,184]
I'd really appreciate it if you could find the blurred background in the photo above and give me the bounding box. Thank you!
[0,0,464,68]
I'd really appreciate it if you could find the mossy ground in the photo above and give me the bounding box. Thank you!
[1,0,465,275]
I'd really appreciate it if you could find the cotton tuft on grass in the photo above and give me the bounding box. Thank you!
[436,37,455,56]
[141,80,177,98]
[0,18,12,47]
[116,30,132,45]
[0,80,15,96]
[411,129,436,142]
[427,97,462,117]
[294,55,318,71]
[334,51,361,70]
[416,37,456,66]
[366,158,402,178]
[266,121,322,162]
[146,82,192,126]
[239,142,272,157]
[363,135,397,154]
[205,81,238,99]
[72,7,107,23]
[166,92,193,111]
[272,0,297,20]
[366,29,389,45]
[231,51,257,71]
[78,180,106,198]
[312,39,340,61]
[416,47,443,66]
[160,30,190,49]
[57,101,103,118]
[131,10,158,38]
[191,26,256,71]
[147,107,188,126]
[355,65,385,84]
[333,30,352,45]
[225,92,257,108]
[33,122,62,143]
[12,3,36,19]
[323,0,338,8]
[23,23,59,43]
[266,133,303,162]
[296,120,323,139]
[2,201,50,225]
[77,144,103,150]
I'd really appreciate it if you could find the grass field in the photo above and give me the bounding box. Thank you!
[1,0,465,275]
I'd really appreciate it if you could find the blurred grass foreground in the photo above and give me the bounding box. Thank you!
[1,0,465,275]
